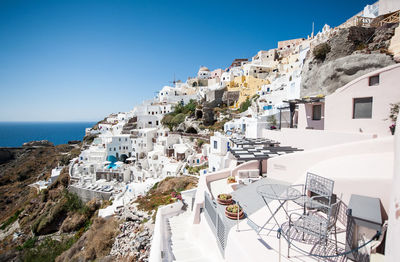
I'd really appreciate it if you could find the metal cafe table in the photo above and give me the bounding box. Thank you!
[256,184,302,233]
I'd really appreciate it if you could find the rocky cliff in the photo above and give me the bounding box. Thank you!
[301,24,398,97]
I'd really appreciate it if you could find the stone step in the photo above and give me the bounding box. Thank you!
[170,218,189,223]
[170,223,190,229]
[171,229,188,235]
[171,239,194,246]
[174,257,213,262]
[171,235,187,242]
[173,246,204,261]
[172,213,191,219]
[170,222,189,228]
[171,243,196,252]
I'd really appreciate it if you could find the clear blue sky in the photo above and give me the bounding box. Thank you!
[0,0,374,122]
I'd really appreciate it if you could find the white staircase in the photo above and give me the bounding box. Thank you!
[168,197,215,262]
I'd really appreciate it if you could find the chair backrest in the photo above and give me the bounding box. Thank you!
[327,200,342,229]
[337,200,348,227]
[305,172,335,200]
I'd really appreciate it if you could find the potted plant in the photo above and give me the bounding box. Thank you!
[388,103,399,135]
[217,194,233,205]
[227,176,236,184]
[390,124,396,135]
[225,204,244,219]
[171,191,182,201]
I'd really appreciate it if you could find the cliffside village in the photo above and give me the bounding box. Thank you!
[57,0,400,261]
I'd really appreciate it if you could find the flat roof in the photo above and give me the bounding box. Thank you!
[230,137,280,147]
[230,145,302,161]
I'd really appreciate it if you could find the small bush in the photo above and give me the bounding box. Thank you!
[172,113,186,126]
[0,209,22,230]
[186,163,208,175]
[21,236,76,262]
[161,114,175,131]
[389,103,400,123]
[239,98,251,113]
[16,236,38,250]
[267,115,278,126]
[64,191,86,213]
[196,139,205,148]
[313,43,331,60]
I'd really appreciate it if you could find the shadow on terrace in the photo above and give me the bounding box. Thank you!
[193,141,387,261]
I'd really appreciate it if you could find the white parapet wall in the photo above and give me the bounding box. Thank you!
[262,128,375,150]
[267,136,394,211]
[193,160,260,224]
[149,201,183,262]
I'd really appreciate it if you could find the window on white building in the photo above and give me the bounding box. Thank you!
[214,141,218,149]
[369,75,379,86]
[353,97,373,119]
[312,104,322,120]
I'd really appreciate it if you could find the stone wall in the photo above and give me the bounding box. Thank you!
[69,185,112,202]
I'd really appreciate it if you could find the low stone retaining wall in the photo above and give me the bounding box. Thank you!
[68,185,112,202]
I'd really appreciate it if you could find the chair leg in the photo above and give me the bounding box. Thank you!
[288,224,291,258]
[334,225,338,254]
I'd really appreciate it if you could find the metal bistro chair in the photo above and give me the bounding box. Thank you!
[292,172,335,214]
[286,200,342,258]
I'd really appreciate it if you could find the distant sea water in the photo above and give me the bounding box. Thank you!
[0,122,96,147]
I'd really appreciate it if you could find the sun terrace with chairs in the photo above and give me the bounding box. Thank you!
[190,132,391,262]
[196,170,386,262]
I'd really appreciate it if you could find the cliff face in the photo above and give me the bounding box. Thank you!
[301,24,398,97]
[301,53,395,96]
[0,142,84,261]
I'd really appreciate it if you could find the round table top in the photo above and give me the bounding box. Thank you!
[256,183,302,201]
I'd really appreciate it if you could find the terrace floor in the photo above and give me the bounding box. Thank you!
[204,177,356,261]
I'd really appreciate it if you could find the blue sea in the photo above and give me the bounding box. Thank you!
[0,122,96,147]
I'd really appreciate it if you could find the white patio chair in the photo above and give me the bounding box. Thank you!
[291,172,335,214]
[286,200,341,258]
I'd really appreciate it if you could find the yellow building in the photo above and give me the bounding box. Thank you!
[227,75,270,108]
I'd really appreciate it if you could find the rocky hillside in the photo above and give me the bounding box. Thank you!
[301,24,398,97]
[0,141,92,262]
[0,140,198,262]
[0,142,81,229]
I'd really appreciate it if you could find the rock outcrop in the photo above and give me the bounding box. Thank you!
[301,53,395,96]
[301,25,397,97]
[109,208,153,262]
